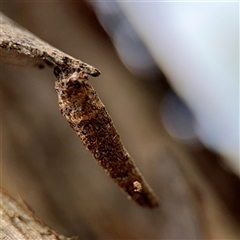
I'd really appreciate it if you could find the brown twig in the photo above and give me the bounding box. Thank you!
[0,188,77,240]
[0,12,159,208]
[0,13,100,76]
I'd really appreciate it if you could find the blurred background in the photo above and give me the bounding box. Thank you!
[1,1,239,239]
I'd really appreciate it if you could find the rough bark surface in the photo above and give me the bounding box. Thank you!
[1,4,239,240]
[0,188,76,240]
[0,12,159,208]
[0,13,100,76]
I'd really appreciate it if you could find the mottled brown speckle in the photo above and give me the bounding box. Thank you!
[54,68,159,208]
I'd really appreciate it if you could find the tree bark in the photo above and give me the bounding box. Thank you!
[0,188,76,240]
[0,13,100,76]
[1,6,239,239]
